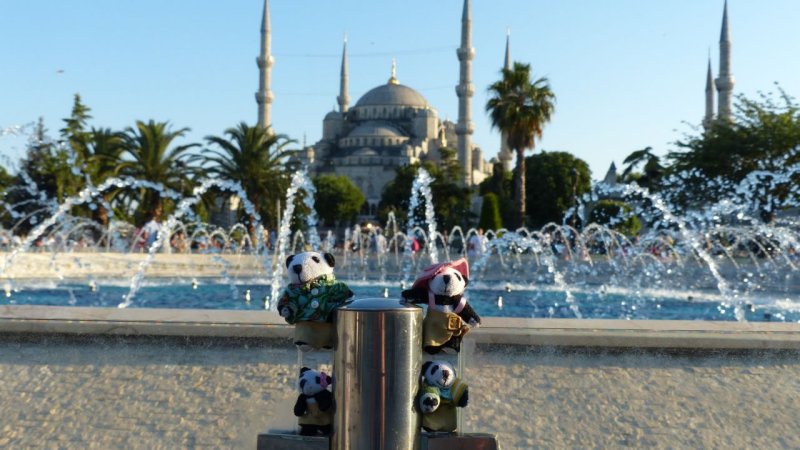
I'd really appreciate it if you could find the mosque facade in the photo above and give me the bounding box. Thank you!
[255,0,497,217]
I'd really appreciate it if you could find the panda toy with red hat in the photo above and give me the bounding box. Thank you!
[401,258,481,354]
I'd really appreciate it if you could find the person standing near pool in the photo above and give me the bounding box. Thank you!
[141,207,163,251]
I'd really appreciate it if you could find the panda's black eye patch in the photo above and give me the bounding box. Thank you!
[312,256,320,263]
[300,379,307,389]
[315,376,320,384]
[455,273,462,281]
[431,364,439,374]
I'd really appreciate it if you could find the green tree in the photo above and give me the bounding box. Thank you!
[60,94,92,159]
[669,87,800,219]
[479,161,515,227]
[201,122,295,230]
[478,192,502,230]
[589,199,641,237]
[378,162,473,230]
[0,165,12,193]
[313,175,365,227]
[486,62,556,228]
[525,151,591,229]
[121,120,200,224]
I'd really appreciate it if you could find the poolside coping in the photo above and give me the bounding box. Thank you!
[1,305,798,350]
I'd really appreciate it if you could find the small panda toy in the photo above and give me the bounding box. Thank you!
[417,360,469,432]
[401,258,481,354]
[293,367,334,436]
[277,251,354,351]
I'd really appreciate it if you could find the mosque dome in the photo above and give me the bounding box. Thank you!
[354,83,428,108]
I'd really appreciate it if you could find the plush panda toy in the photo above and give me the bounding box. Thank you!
[401,258,481,354]
[417,360,469,432]
[277,251,354,351]
[293,367,334,436]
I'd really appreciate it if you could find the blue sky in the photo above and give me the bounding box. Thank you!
[2,0,799,180]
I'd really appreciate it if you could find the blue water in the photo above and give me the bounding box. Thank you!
[3,278,799,322]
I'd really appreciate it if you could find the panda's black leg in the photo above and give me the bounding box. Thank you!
[295,341,313,353]
[423,345,442,355]
[441,338,461,354]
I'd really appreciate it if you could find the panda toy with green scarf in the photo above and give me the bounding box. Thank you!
[277,252,353,351]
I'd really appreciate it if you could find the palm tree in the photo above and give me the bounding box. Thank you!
[621,146,664,190]
[200,122,295,230]
[82,128,128,227]
[486,62,555,228]
[121,120,199,223]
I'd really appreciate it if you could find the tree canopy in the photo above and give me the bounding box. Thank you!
[313,174,365,227]
[525,151,591,229]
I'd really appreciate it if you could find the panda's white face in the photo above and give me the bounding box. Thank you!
[428,267,467,297]
[423,361,456,389]
[297,368,331,396]
[286,252,335,285]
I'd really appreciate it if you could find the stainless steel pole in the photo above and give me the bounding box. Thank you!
[332,298,422,450]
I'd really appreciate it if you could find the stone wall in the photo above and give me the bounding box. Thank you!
[1,334,798,449]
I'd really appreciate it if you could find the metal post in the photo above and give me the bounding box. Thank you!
[332,298,422,450]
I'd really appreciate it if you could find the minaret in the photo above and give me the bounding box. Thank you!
[337,36,350,113]
[388,58,399,85]
[715,0,734,121]
[255,0,274,129]
[456,0,475,186]
[498,29,513,173]
[703,56,715,131]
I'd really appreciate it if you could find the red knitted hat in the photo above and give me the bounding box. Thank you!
[411,258,470,291]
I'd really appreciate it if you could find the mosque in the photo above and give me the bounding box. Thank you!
[254,0,736,218]
[253,0,507,217]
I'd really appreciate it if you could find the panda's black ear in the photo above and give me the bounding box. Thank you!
[464,276,469,286]
[300,367,311,375]
[324,252,336,268]
[421,361,432,375]
[286,255,295,268]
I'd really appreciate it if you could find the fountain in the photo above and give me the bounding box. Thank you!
[1,125,800,322]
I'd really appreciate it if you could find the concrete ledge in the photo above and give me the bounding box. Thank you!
[0,305,798,350]
[255,431,498,450]
[0,305,291,338]
[257,432,328,450]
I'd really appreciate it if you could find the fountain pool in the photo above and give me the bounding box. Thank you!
[4,277,798,322]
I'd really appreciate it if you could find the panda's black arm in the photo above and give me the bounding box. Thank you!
[401,288,427,303]
[294,395,308,416]
[458,302,481,324]
[457,388,469,407]
[316,390,334,411]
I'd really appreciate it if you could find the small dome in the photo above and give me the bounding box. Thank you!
[348,123,405,138]
[355,83,428,108]
[324,110,343,121]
